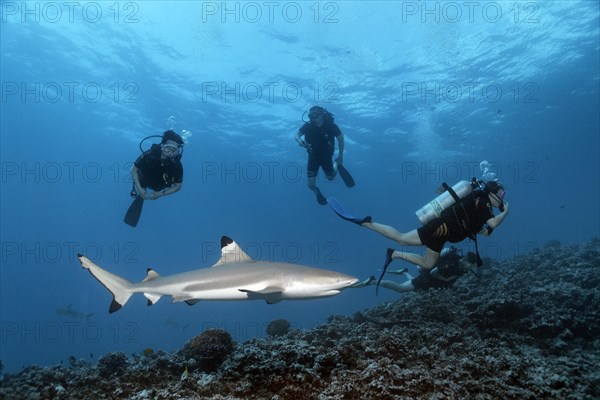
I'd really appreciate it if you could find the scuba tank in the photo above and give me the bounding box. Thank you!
[415,180,475,225]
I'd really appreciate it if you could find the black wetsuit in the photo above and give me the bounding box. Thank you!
[299,120,342,178]
[417,191,494,253]
[411,252,466,290]
[134,145,183,191]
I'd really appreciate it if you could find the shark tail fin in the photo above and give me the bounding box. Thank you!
[77,254,134,313]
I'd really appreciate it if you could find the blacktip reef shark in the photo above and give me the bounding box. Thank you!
[77,236,359,313]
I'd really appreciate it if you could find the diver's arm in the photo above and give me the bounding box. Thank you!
[130,166,146,199]
[336,133,345,164]
[294,130,307,147]
[154,182,182,199]
[486,201,510,229]
[430,267,457,282]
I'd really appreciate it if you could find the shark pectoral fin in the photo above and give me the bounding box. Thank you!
[144,293,162,306]
[172,295,194,303]
[238,287,284,304]
[185,299,201,306]
[242,286,285,294]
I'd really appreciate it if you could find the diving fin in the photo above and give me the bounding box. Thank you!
[315,187,328,205]
[376,248,395,295]
[337,164,355,188]
[327,197,371,225]
[124,196,144,227]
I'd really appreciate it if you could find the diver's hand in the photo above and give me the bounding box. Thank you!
[145,192,159,200]
[502,201,510,213]
[296,137,308,148]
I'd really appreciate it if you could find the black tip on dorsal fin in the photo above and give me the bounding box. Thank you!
[77,253,84,258]
[221,236,234,249]
[143,268,160,282]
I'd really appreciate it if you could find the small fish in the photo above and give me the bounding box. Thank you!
[142,348,154,357]
[56,304,94,321]
[164,319,192,332]
[181,366,189,381]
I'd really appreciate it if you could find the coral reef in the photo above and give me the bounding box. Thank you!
[97,352,129,379]
[1,240,598,399]
[181,329,235,372]
[266,319,291,337]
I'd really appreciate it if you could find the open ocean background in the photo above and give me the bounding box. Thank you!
[1,1,598,373]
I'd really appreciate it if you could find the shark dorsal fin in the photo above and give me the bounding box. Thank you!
[143,268,160,282]
[213,236,253,266]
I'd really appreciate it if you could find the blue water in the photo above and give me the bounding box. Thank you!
[1,1,598,373]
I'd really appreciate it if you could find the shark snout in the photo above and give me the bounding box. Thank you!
[330,275,359,289]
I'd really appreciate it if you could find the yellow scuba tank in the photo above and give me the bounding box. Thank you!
[415,180,474,225]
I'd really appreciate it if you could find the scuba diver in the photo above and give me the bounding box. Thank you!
[327,162,509,290]
[124,129,184,227]
[294,106,355,205]
[351,246,477,293]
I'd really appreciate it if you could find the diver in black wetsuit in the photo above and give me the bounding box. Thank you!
[352,246,477,293]
[294,106,345,205]
[333,180,509,270]
[124,130,184,227]
[131,130,184,200]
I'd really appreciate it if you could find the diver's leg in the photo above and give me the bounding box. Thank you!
[389,247,440,270]
[361,224,423,246]
[387,268,415,280]
[307,176,318,193]
[379,279,415,293]
[322,155,336,181]
[307,154,319,193]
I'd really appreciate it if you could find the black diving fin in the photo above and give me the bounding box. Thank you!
[124,196,144,227]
